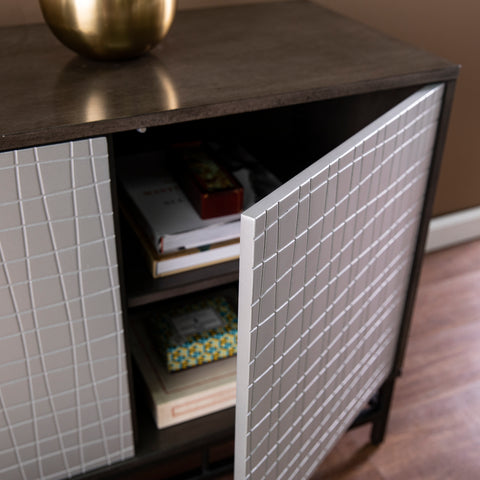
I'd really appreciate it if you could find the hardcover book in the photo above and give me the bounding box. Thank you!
[118,153,241,254]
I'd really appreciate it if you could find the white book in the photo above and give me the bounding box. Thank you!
[129,319,237,430]
[119,154,241,254]
[121,202,240,277]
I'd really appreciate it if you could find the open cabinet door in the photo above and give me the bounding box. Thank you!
[235,84,444,480]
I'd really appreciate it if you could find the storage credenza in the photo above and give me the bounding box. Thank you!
[0,3,458,479]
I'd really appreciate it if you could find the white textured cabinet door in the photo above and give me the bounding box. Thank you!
[235,85,444,480]
[0,138,134,480]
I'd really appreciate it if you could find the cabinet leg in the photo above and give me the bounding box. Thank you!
[370,376,396,445]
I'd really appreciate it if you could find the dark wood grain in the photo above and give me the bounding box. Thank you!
[0,2,457,151]
[312,240,480,480]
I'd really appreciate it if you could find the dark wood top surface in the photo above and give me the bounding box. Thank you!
[0,2,458,151]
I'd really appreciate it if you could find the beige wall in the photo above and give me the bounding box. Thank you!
[0,0,43,25]
[2,0,477,215]
[0,0,282,26]
[310,0,480,216]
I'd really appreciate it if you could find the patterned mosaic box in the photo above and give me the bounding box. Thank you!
[146,295,238,372]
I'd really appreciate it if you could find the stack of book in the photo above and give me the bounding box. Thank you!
[118,142,282,278]
[129,315,236,429]
[118,147,244,277]
[120,201,241,278]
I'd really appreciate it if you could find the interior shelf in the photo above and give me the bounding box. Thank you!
[124,255,239,308]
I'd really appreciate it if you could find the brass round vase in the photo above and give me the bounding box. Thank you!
[39,0,177,60]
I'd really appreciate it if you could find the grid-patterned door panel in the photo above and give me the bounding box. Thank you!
[0,138,134,480]
[235,85,444,480]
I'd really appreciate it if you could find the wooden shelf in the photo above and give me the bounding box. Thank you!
[135,405,235,464]
[124,256,239,308]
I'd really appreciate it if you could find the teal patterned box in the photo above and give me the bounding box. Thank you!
[146,295,237,372]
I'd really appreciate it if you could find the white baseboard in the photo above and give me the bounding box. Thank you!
[425,206,480,252]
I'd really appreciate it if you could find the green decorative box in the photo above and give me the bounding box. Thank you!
[146,295,237,372]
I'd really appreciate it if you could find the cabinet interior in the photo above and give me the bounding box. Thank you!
[106,85,418,474]
[112,86,416,304]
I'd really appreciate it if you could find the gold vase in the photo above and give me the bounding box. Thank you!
[39,0,177,60]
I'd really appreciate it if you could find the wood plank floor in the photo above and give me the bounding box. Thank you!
[312,239,480,480]
[214,239,480,480]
